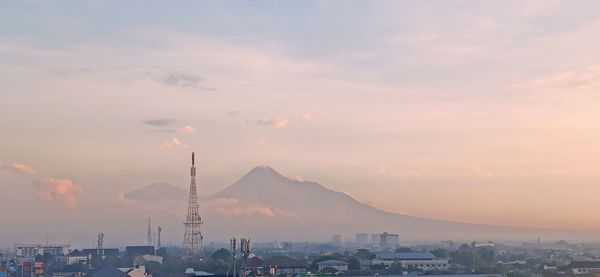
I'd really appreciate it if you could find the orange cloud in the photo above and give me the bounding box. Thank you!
[302,114,313,121]
[159,138,189,150]
[208,198,299,219]
[11,163,37,176]
[177,125,196,134]
[36,178,83,209]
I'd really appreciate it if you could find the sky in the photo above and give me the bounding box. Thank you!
[2,0,600,247]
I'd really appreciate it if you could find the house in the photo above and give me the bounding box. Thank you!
[124,246,155,261]
[87,266,129,277]
[81,248,120,260]
[317,260,349,272]
[134,254,164,266]
[119,266,147,277]
[246,256,265,275]
[264,256,307,275]
[320,266,343,275]
[66,249,88,265]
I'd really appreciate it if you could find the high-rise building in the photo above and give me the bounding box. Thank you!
[379,232,400,249]
[182,152,205,260]
[332,234,343,244]
[355,233,369,245]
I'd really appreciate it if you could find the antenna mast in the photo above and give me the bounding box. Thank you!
[182,152,205,260]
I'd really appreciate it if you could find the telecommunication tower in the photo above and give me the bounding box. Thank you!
[182,152,205,260]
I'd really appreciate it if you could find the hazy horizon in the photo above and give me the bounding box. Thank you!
[3,1,600,247]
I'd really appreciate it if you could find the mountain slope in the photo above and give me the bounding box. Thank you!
[125,182,187,202]
[208,166,596,241]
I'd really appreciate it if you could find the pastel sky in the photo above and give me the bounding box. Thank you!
[2,1,600,247]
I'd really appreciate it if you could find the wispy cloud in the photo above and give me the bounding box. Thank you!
[177,125,196,134]
[208,198,299,219]
[35,178,83,210]
[531,64,600,92]
[302,114,313,121]
[143,119,179,127]
[245,135,269,149]
[256,116,290,129]
[159,138,189,150]
[153,71,203,88]
[11,163,37,176]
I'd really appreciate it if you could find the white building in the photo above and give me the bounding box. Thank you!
[64,250,88,265]
[317,260,349,272]
[370,252,449,272]
[15,244,70,257]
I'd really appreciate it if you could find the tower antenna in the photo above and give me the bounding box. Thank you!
[147,217,152,245]
[157,226,162,250]
[182,152,205,260]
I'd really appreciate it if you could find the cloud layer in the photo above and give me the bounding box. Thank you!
[208,198,299,219]
[36,178,83,210]
[256,116,290,129]
[159,138,189,150]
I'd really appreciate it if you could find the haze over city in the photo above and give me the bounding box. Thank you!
[3,1,600,250]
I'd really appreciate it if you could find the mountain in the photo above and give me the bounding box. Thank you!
[206,166,597,241]
[125,182,187,202]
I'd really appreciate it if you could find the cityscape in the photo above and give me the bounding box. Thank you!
[3,1,600,277]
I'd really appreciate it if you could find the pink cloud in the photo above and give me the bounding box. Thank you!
[11,163,37,176]
[302,114,313,121]
[177,125,196,134]
[36,178,83,210]
[207,198,299,219]
[159,138,189,150]
[256,116,290,129]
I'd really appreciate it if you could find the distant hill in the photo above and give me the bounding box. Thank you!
[125,182,187,202]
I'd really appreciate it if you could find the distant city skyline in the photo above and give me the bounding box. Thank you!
[2,1,600,247]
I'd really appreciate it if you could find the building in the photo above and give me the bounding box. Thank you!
[124,246,155,263]
[87,266,129,277]
[332,235,343,244]
[355,233,369,245]
[133,254,163,266]
[371,234,381,245]
[66,249,88,265]
[317,260,349,272]
[379,232,400,250]
[263,256,307,275]
[565,261,600,274]
[81,248,120,266]
[185,268,215,276]
[118,266,147,277]
[246,256,265,275]
[370,252,449,272]
[15,244,70,257]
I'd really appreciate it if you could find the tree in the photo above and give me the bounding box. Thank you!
[353,249,375,260]
[211,248,232,262]
[395,247,413,253]
[348,258,360,270]
[431,248,449,258]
